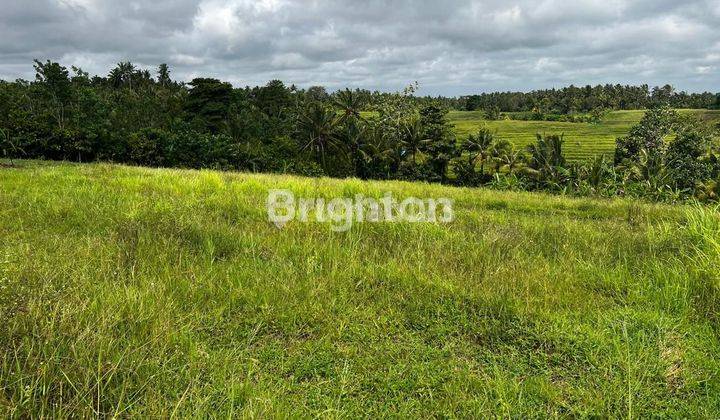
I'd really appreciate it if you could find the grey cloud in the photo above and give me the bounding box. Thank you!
[0,0,718,94]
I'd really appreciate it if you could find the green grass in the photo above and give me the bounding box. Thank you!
[1,161,720,417]
[449,109,720,162]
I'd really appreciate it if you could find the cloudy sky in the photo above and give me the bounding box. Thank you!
[1,0,719,95]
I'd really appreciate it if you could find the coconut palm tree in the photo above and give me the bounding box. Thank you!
[525,134,568,185]
[464,127,495,175]
[401,117,424,165]
[490,139,512,172]
[333,88,364,124]
[297,101,341,171]
[494,145,525,174]
[584,154,611,188]
[108,62,136,89]
[157,63,171,87]
[629,148,670,188]
[357,125,397,179]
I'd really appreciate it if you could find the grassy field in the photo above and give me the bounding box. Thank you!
[1,161,720,417]
[449,109,720,162]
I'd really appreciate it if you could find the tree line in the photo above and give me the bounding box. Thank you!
[1,60,719,202]
[463,84,719,114]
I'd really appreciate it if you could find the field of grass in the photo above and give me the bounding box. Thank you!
[449,109,720,162]
[1,161,720,417]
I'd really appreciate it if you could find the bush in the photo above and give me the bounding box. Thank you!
[615,105,678,164]
[127,128,169,166]
[665,129,713,190]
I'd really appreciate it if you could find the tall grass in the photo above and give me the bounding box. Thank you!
[0,161,719,417]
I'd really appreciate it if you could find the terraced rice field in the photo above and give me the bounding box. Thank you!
[449,109,720,162]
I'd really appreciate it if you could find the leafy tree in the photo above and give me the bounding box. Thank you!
[473,128,495,175]
[33,60,72,131]
[185,78,233,134]
[254,80,292,118]
[615,105,678,164]
[336,116,372,177]
[355,122,396,179]
[0,128,23,166]
[625,148,671,196]
[453,128,498,186]
[665,128,713,190]
[418,105,457,182]
[589,107,609,124]
[6,58,720,202]
[70,66,91,86]
[369,83,420,176]
[306,86,329,102]
[695,177,720,201]
[651,84,675,106]
[454,135,483,186]
[127,128,169,166]
[578,154,613,189]
[33,60,71,103]
[463,83,716,113]
[489,139,512,172]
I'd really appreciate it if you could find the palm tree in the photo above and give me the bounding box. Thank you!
[525,134,567,184]
[157,63,171,87]
[297,101,341,170]
[452,128,496,186]
[629,148,669,188]
[490,139,512,172]
[339,117,369,175]
[463,127,495,174]
[357,125,397,179]
[527,134,565,168]
[584,154,610,188]
[108,62,136,89]
[109,66,121,88]
[494,145,525,174]
[401,117,424,165]
[333,88,364,124]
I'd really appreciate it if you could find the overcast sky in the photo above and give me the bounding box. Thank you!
[1,0,718,95]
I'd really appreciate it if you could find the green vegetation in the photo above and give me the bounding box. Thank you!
[1,161,720,417]
[2,59,720,202]
[462,84,719,113]
[450,109,720,162]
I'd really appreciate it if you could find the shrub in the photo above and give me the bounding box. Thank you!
[127,128,170,166]
[615,105,678,164]
[665,129,713,190]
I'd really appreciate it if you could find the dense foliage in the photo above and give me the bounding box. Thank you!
[463,84,719,114]
[2,60,719,202]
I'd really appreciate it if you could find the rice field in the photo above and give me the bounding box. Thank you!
[449,109,720,162]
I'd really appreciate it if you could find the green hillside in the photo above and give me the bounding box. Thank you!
[1,162,719,417]
[449,109,720,162]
